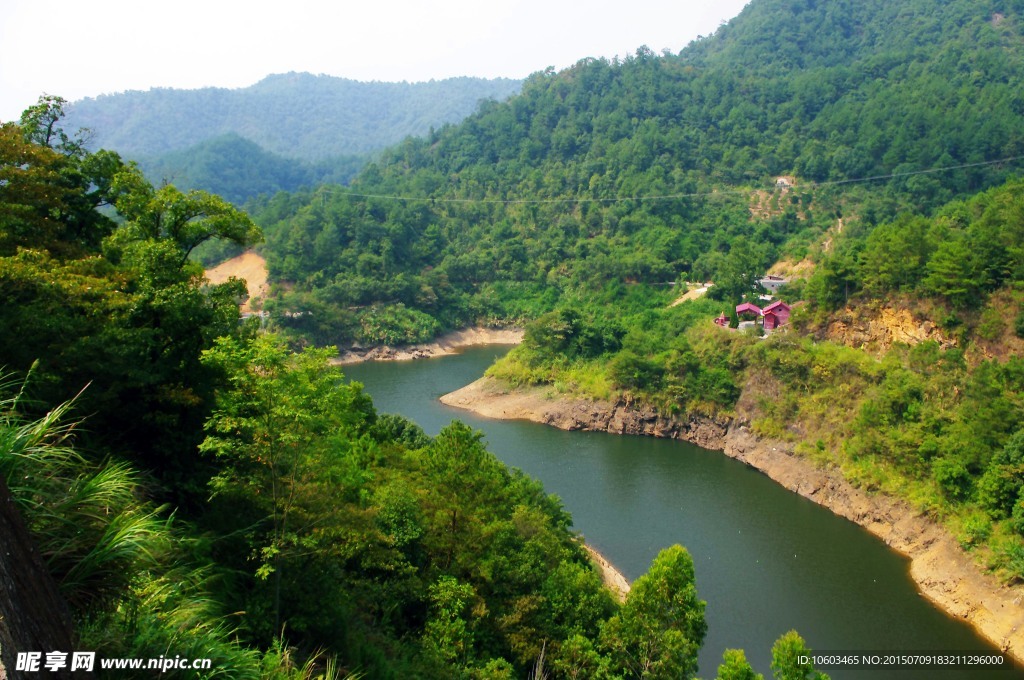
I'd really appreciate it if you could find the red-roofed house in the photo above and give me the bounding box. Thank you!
[735,302,762,320]
[762,300,791,330]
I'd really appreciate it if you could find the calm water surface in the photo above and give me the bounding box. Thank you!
[344,346,1021,680]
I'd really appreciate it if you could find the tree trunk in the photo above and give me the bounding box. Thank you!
[0,473,75,679]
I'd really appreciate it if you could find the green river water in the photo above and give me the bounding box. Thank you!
[343,345,1021,679]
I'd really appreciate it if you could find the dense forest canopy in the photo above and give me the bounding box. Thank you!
[5,0,1024,673]
[243,0,1024,592]
[140,133,366,206]
[252,0,1024,348]
[0,97,831,677]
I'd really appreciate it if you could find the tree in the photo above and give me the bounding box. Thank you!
[717,649,764,680]
[19,94,87,154]
[712,236,767,305]
[601,544,707,679]
[422,576,479,668]
[921,237,984,308]
[0,121,121,257]
[200,334,376,635]
[977,430,1024,519]
[110,164,262,267]
[770,631,829,680]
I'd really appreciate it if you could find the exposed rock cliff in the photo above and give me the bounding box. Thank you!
[823,304,956,354]
[440,376,728,449]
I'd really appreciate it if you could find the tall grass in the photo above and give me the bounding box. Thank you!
[0,376,350,679]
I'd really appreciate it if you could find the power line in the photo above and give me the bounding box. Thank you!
[315,154,1024,206]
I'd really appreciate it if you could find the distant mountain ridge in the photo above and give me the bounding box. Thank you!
[63,72,522,161]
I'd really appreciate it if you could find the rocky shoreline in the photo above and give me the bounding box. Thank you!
[441,376,1024,662]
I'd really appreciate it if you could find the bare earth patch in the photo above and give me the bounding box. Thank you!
[670,284,712,307]
[204,251,269,313]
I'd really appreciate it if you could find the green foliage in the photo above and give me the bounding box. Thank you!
[958,511,993,549]
[769,631,829,680]
[600,545,707,679]
[0,102,263,498]
[977,430,1024,519]
[200,334,376,641]
[357,303,441,345]
[717,649,764,680]
[0,388,164,611]
[0,114,119,258]
[141,133,366,205]
[193,336,630,676]
[249,0,1024,348]
[9,0,1024,669]
[0,382,298,679]
[809,177,1024,313]
[608,350,665,391]
[706,236,769,305]
[1012,499,1024,536]
[523,308,623,361]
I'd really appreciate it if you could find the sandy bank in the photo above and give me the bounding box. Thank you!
[332,328,524,365]
[582,543,631,603]
[440,376,1024,662]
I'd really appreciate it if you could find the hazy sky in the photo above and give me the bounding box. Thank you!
[0,0,750,122]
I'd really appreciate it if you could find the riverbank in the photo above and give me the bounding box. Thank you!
[440,376,1024,662]
[581,543,631,603]
[332,327,524,365]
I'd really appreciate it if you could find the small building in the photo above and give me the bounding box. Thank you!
[714,312,729,327]
[735,302,762,320]
[761,300,791,330]
[759,274,788,294]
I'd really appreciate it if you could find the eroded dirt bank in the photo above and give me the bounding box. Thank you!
[204,251,270,314]
[441,376,1024,662]
[582,544,631,603]
[333,328,524,364]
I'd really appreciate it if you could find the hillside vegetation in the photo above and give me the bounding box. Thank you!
[245,0,1024,584]
[6,0,1024,673]
[141,133,366,206]
[0,96,828,678]
[255,0,1024,347]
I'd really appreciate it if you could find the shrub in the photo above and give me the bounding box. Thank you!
[608,351,664,391]
[932,456,973,501]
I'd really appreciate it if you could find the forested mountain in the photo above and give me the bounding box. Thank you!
[5,0,1024,673]
[60,73,521,204]
[249,0,1024,590]
[63,73,523,160]
[257,0,1024,346]
[140,133,364,205]
[0,96,829,679]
